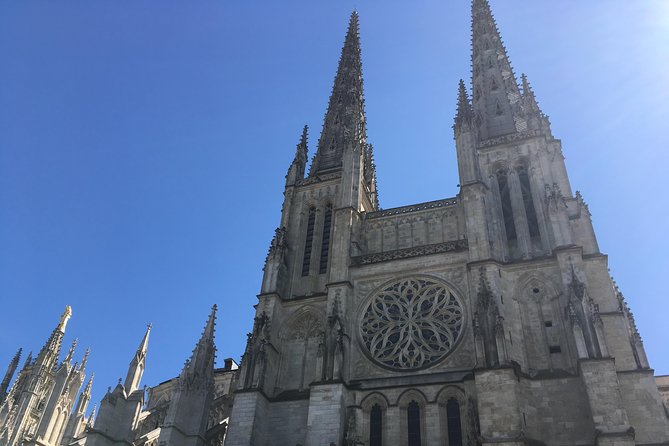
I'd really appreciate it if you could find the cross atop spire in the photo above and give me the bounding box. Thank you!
[309,11,367,176]
[470,0,522,140]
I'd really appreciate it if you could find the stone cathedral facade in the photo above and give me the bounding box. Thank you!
[1,1,668,446]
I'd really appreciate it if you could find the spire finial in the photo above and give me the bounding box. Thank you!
[85,373,94,394]
[58,305,73,333]
[295,125,309,168]
[0,348,22,403]
[80,347,91,371]
[22,351,33,369]
[64,338,78,363]
[520,73,542,115]
[454,79,473,130]
[286,125,309,185]
[88,404,97,428]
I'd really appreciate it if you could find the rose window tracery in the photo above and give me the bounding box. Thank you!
[360,277,464,370]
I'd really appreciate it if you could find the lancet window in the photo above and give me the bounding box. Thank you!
[301,207,316,276]
[496,171,517,241]
[518,166,540,238]
[319,205,332,274]
[407,401,422,446]
[446,399,463,446]
[369,404,383,446]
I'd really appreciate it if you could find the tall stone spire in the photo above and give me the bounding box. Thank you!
[470,0,522,139]
[124,324,151,394]
[0,349,21,404]
[309,11,367,176]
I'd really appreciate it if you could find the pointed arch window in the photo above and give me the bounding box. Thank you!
[496,171,517,241]
[319,205,333,274]
[518,167,540,238]
[302,207,316,276]
[369,403,383,446]
[407,401,422,446]
[446,399,463,446]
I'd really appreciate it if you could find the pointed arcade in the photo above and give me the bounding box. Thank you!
[470,0,522,139]
[309,11,367,175]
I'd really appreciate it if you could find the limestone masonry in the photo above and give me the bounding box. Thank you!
[1,1,668,445]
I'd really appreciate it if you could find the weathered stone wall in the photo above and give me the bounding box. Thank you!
[518,375,594,444]
[263,399,309,446]
[618,370,669,443]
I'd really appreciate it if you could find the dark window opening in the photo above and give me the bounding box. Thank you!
[370,404,382,446]
[549,345,562,354]
[497,173,517,241]
[407,401,422,446]
[544,321,553,327]
[301,208,316,276]
[319,206,332,274]
[518,169,540,238]
[446,399,463,446]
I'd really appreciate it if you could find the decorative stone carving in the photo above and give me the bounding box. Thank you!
[288,312,323,341]
[359,277,464,370]
[366,198,458,219]
[351,239,468,266]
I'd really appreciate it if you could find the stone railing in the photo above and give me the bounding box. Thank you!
[478,128,542,148]
[366,197,458,220]
[351,239,468,266]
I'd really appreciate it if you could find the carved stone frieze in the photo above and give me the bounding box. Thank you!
[478,128,542,148]
[351,239,468,266]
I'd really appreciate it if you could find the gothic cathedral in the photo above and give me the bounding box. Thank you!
[1,1,668,446]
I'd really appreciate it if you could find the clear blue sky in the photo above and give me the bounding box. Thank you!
[1,1,667,410]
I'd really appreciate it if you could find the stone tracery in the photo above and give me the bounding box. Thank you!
[360,277,464,370]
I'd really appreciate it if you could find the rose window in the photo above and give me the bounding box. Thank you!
[360,277,464,370]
